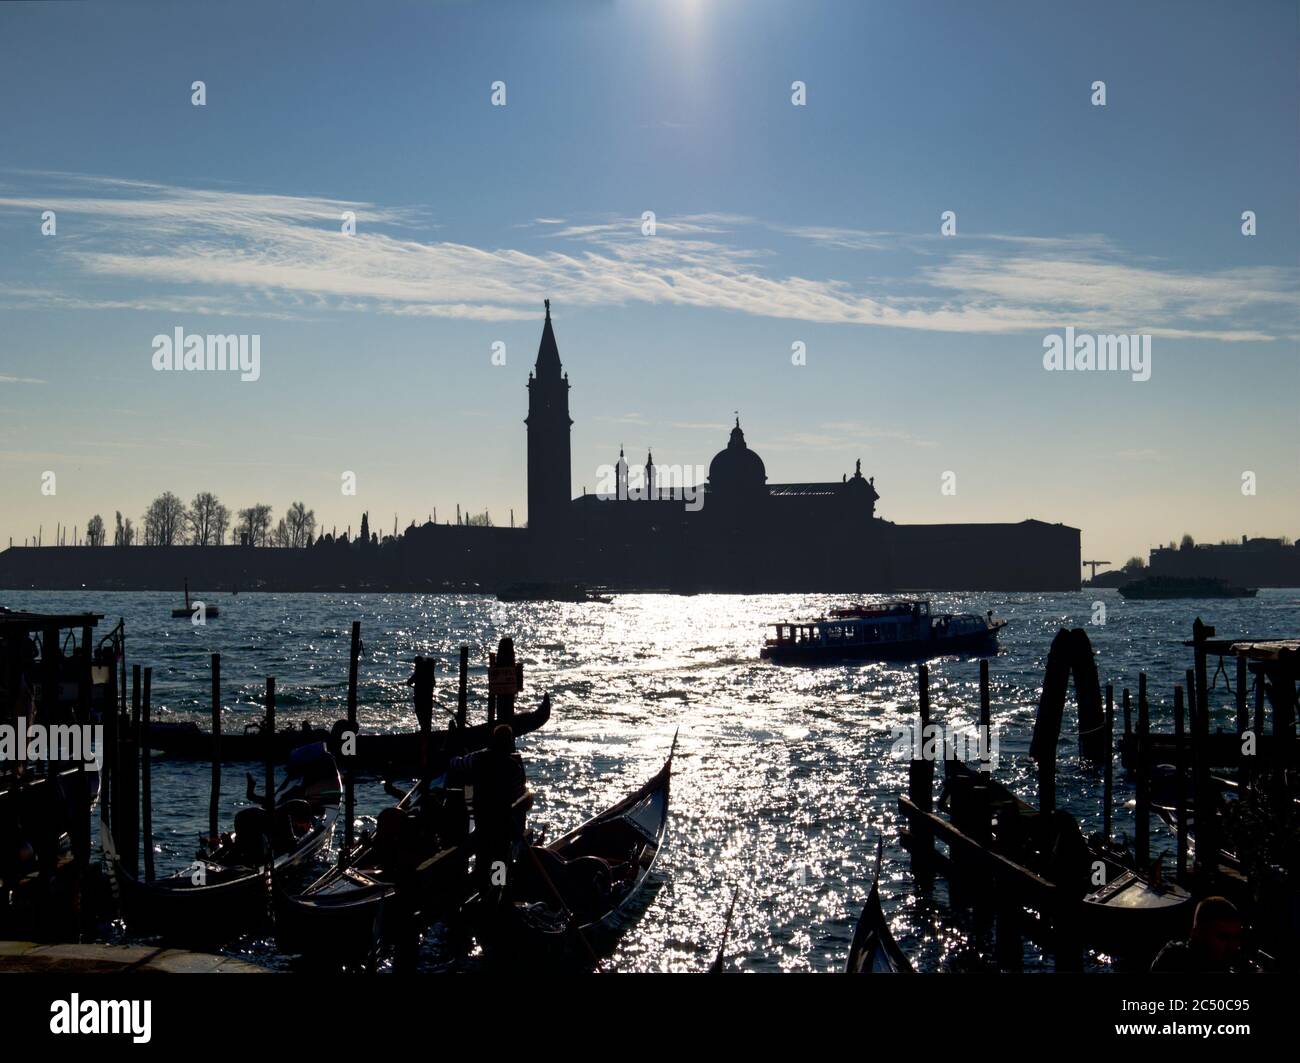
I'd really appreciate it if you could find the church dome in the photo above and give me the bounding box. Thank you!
[708,418,767,495]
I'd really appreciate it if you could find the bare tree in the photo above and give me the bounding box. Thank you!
[143,491,186,545]
[237,504,274,547]
[85,514,106,547]
[213,501,231,544]
[271,517,291,548]
[187,492,229,546]
[284,501,316,548]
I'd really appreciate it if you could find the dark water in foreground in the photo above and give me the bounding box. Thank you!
[5,588,1296,972]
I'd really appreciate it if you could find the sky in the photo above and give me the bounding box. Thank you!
[0,0,1296,566]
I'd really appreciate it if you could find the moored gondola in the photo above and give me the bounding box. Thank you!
[110,743,340,946]
[274,777,471,965]
[471,733,675,968]
[846,836,914,973]
[941,760,1193,951]
[145,693,551,772]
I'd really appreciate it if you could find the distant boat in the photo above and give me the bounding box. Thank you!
[171,578,220,618]
[761,600,1004,663]
[1118,576,1257,600]
[496,581,612,604]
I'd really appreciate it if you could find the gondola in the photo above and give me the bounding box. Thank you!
[472,734,675,967]
[273,778,471,965]
[846,836,914,973]
[110,743,340,946]
[144,692,551,773]
[941,760,1193,951]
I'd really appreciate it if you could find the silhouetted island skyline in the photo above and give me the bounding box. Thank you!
[1,303,1080,593]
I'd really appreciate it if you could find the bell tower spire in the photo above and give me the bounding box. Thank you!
[525,299,572,537]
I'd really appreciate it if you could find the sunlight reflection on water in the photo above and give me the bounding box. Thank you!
[5,588,1295,972]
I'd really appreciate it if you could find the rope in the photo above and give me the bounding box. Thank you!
[1211,654,1232,694]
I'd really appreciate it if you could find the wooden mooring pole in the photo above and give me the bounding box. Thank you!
[907,664,935,884]
[209,653,221,846]
[1191,620,1216,884]
[264,677,276,874]
[120,664,140,879]
[978,658,991,771]
[1134,672,1150,867]
[1236,653,1248,736]
[412,657,435,794]
[1102,684,1114,842]
[141,667,154,884]
[456,645,469,734]
[344,620,360,853]
[1173,684,1188,881]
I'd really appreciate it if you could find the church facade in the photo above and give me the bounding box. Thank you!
[524,304,1080,592]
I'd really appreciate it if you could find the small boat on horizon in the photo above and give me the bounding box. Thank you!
[1117,575,1257,600]
[171,578,220,618]
[496,580,612,604]
[760,600,1005,664]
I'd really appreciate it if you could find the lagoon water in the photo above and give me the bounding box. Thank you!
[5,588,1295,972]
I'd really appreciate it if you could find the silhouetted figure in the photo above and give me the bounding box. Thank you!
[448,724,528,899]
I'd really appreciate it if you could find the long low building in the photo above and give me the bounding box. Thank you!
[0,303,1081,594]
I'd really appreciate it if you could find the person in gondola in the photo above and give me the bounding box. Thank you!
[447,724,529,900]
[1150,896,1244,973]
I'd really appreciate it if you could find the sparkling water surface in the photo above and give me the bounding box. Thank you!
[4,588,1295,972]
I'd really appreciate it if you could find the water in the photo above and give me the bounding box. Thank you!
[4,588,1295,971]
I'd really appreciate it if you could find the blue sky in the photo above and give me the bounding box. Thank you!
[1,0,1296,563]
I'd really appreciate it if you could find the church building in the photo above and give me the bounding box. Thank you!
[522,303,1080,592]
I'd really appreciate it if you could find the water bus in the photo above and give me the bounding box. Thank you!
[761,600,1005,663]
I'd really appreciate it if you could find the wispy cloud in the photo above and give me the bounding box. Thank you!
[0,173,1294,341]
[0,375,46,384]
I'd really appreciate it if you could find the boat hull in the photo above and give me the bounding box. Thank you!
[762,628,1000,664]
[144,695,550,771]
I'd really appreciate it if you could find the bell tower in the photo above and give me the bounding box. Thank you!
[525,299,572,536]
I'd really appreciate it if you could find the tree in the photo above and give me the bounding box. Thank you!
[237,504,274,547]
[143,491,186,545]
[1180,534,1195,550]
[271,517,291,548]
[1122,555,1146,573]
[188,492,229,546]
[284,501,316,548]
[85,514,106,546]
[359,511,370,547]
